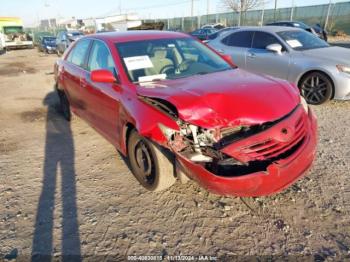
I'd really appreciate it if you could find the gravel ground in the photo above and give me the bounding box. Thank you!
[0,49,350,261]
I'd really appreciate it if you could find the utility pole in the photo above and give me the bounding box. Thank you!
[207,0,210,16]
[260,2,265,26]
[191,0,194,17]
[290,0,294,21]
[274,0,278,22]
[191,0,194,30]
[324,0,332,31]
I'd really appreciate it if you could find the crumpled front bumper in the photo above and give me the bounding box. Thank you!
[176,109,318,197]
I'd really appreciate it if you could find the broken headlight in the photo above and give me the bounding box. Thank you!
[158,123,177,140]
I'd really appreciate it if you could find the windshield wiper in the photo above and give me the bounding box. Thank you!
[194,71,210,75]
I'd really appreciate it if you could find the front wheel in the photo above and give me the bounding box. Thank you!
[57,90,71,121]
[127,130,176,191]
[299,72,333,105]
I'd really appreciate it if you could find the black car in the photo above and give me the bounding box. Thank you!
[266,21,327,41]
[56,30,84,56]
[190,28,218,41]
[312,23,328,42]
[37,36,57,53]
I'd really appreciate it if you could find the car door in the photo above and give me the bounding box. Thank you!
[82,40,121,145]
[62,39,92,119]
[217,31,254,69]
[246,31,290,80]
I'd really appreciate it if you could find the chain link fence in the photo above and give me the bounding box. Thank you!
[144,1,350,34]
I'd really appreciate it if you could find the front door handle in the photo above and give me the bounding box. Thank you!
[248,52,256,58]
[80,77,88,88]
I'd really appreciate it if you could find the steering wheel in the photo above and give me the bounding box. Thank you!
[159,64,175,74]
[176,59,195,72]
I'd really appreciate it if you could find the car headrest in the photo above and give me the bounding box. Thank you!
[152,47,167,58]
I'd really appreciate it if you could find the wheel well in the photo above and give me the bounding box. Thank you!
[125,123,136,154]
[298,70,335,99]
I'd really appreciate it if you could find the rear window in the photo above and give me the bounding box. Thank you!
[222,31,253,48]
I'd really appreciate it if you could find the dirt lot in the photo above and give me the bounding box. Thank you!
[0,49,350,261]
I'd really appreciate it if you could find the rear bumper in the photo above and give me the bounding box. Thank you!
[176,109,317,197]
[44,46,57,52]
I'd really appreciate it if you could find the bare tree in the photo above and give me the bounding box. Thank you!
[221,0,265,26]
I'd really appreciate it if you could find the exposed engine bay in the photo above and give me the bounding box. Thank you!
[140,96,305,177]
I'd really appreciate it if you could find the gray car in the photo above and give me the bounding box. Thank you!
[208,26,350,104]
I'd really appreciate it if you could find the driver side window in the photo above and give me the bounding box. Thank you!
[87,40,116,74]
[252,31,285,51]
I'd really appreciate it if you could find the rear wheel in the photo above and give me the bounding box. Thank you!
[127,130,176,191]
[299,72,333,105]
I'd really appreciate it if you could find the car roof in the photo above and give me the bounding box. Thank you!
[233,26,302,33]
[267,21,310,27]
[86,30,191,44]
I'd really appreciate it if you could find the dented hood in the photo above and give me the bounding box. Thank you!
[137,69,300,128]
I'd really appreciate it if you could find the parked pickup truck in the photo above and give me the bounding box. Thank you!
[0,17,33,50]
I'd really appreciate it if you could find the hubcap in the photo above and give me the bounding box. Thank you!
[301,75,328,104]
[135,140,153,178]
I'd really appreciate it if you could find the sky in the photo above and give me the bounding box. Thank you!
[0,0,343,26]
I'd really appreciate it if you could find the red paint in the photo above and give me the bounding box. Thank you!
[90,69,117,83]
[55,31,318,196]
[176,110,317,197]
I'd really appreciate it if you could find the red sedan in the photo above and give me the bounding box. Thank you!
[54,31,317,197]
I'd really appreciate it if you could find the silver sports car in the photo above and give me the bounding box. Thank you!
[208,26,350,105]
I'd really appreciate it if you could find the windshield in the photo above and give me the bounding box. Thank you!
[116,38,232,83]
[4,26,24,34]
[277,30,329,51]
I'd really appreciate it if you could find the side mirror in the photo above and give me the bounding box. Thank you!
[220,54,236,67]
[266,43,283,55]
[91,69,116,83]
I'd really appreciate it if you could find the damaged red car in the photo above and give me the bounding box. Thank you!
[54,31,317,197]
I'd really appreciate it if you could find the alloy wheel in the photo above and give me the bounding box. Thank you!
[300,73,332,105]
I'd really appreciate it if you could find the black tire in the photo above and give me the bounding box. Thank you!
[127,130,176,191]
[299,72,333,105]
[57,90,71,121]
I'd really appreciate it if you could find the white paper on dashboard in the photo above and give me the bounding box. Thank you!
[123,55,154,71]
[138,74,166,83]
[286,39,303,48]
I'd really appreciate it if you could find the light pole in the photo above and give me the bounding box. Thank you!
[207,0,210,24]
[191,0,194,30]
[274,0,278,22]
